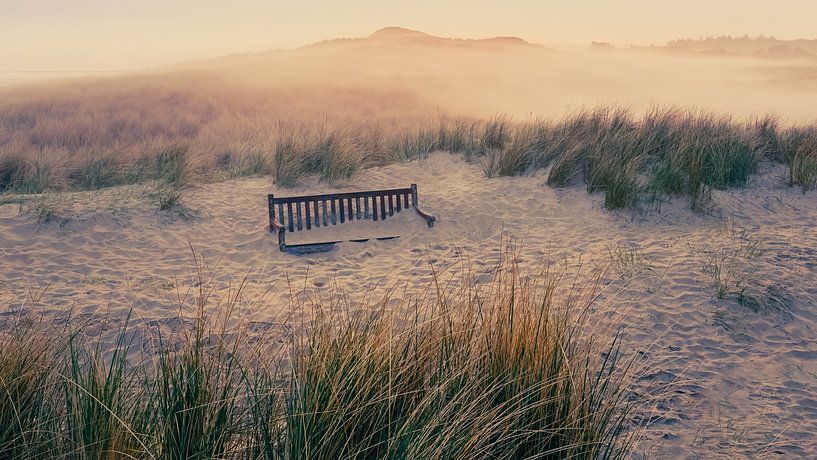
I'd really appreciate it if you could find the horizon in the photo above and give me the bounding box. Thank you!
[2,0,817,74]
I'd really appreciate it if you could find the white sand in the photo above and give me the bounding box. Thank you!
[1,152,816,456]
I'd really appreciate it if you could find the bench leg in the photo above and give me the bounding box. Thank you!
[278,229,287,252]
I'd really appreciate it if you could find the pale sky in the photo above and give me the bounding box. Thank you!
[2,0,816,71]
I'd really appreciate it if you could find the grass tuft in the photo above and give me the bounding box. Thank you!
[0,317,62,459]
[306,131,366,182]
[287,257,635,459]
[154,145,189,187]
[0,254,637,459]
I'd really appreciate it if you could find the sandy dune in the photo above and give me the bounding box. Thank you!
[1,153,816,457]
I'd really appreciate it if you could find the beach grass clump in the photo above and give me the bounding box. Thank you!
[792,147,817,192]
[750,115,782,160]
[0,154,30,192]
[676,116,758,207]
[388,126,438,162]
[154,145,189,187]
[0,154,62,195]
[0,320,62,459]
[68,154,124,191]
[350,125,387,167]
[546,107,630,188]
[272,134,307,188]
[64,314,151,458]
[583,118,643,208]
[148,183,183,211]
[481,122,548,177]
[287,259,634,459]
[151,281,246,459]
[216,150,271,179]
[481,116,510,151]
[19,193,60,224]
[306,131,366,182]
[438,119,482,158]
[644,113,759,208]
[0,255,636,459]
[543,107,645,208]
[780,126,817,191]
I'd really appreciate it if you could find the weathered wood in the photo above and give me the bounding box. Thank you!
[322,200,328,226]
[271,187,413,204]
[331,199,337,225]
[372,196,379,221]
[305,201,312,230]
[285,242,339,255]
[388,194,395,216]
[339,198,346,223]
[355,197,362,220]
[313,200,320,228]
[267,194,276,232]
[379,193,387,220]
[287,203,294,232]
[296,202,303,231]
[396,193,402,212]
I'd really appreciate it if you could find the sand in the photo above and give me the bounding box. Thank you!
[1,152,816,457]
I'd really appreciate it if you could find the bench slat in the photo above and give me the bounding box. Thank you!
[305,201,312,230]
[347,197,354,221]
[270,187,412,205]
[330,199,337,225]
[296,202,303,231]
[322,200,328,226]
[339,198,345,223]
[312,200,319,228]
[287,203,295,232]
[267,195,276,231]
[380,193,387,220]
[372,195,379,221]
[388,194,395,216]
[355,197,362,220]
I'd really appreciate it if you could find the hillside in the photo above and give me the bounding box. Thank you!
[654,35,817,60]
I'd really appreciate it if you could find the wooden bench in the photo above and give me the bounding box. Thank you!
[268,184,435,253]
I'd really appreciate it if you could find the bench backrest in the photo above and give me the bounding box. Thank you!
[268,184,418,234]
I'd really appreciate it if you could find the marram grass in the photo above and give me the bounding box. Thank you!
[0,256,637,459]
[4,77,815,209]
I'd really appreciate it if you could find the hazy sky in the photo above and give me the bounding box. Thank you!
[2,0,816,71]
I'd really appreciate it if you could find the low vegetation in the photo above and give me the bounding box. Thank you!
[2,75,815,209]
[0,256,637,459]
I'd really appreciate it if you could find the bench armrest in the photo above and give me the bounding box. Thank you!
[270,220,287,251]
[415,208,436,228]
[271,220,285,232]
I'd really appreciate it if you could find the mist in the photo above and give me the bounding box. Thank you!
[163,27,817,122]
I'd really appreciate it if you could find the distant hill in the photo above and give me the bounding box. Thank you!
[647,36,817,60]
[303,26,542,51]
[168,27,558,116]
